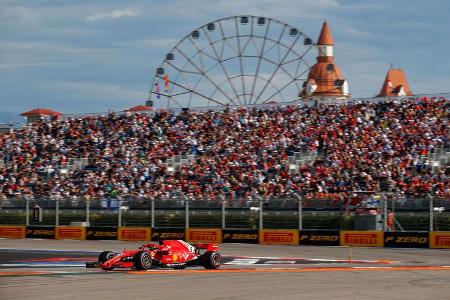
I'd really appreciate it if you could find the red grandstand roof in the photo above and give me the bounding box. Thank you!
[126,105,153,112]
[317,21,334,45]
[20,108,62,117]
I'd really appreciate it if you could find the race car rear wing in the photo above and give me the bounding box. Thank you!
[194,243,219,252]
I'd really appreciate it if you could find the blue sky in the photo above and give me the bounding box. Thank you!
[1,0,449,118]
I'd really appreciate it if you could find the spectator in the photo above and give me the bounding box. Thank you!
[0,97,448,200]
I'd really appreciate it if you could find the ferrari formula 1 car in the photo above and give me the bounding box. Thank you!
[86,240,221,270]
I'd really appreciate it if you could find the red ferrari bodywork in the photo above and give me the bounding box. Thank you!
[86,240,221,270]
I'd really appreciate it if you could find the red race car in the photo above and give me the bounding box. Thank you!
[86,240,221,270]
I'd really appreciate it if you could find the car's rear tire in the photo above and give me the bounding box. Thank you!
[134,251,152,270]
[202,252,221,269]
[98,251,116,270]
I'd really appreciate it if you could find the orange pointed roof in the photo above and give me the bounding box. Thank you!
[377,68,412,97]
[317,21,334,45]
[300,62,346,97]
[20,108,61,117]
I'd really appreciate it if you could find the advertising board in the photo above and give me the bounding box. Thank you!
[151,228,185,241]
[86,227,118,240]
[429,231,450,249]
[118,227,151,241]
[55,226,86,240]
[0,226,26,239]
[340,231,383,247]
[384,232,429,248]
[222,229,259,244]
[185,229,222,243]
[259,229,299,245]
[299,230,340,246]
[26,226,55,239]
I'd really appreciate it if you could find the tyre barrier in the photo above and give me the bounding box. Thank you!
[1,225,449,249]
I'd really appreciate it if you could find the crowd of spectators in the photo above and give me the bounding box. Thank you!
[0,97,449,201]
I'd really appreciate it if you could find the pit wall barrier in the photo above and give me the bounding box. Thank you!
[1,226,450,249]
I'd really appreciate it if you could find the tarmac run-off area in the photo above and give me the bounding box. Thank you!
[0,239,449,300]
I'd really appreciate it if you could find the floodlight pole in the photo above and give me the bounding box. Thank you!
[429,194,434,232]
[221,198,226,229]
[25,198,30,226]
[185,199,190,228]
[55,199,60,226]
[259,199,263,230]
[86,199,90,226]
[118,200,122,227]
[151,199,155,228]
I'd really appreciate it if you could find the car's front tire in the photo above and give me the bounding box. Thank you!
[202,252,221,269]
[98,251,117,270]
[133,251,152,270]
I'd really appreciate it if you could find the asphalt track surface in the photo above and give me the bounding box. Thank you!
[1,239,450,300]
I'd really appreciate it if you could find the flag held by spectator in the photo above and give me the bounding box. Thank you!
[163,74,170,92]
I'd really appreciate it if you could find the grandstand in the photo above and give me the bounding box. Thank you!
[0,97,448,202]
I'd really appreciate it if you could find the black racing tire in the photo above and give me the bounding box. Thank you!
[133,251,153,270]
[202,252,221,269]
[98,251,116,270]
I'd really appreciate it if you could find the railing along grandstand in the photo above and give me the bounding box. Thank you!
[1,194,449,232]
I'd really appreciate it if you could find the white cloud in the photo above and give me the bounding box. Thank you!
[54,80,147,102]
[86,8,140,22]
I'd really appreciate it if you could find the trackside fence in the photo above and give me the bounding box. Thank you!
[1,195,449,231]
[1,195,450,248]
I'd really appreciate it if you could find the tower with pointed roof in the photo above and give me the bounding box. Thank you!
[377,68,412,97]
[300,21,350,99]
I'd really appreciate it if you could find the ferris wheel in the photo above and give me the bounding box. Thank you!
[149,15,316,109]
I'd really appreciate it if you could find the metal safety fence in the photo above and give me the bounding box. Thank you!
[1,195,449,231]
